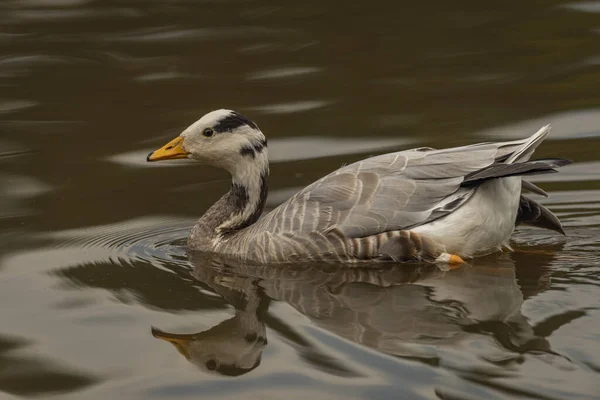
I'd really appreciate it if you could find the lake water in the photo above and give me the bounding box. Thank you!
[0,1,599,399]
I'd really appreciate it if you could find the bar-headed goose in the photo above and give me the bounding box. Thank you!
[147,110,570,264]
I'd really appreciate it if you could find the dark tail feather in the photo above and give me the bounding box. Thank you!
[461,158,572,186]
[516,196,565,235]
[522,180,548,197]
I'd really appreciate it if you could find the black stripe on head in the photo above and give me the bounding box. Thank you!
[244,333,258,343]
[253,138,267,152]
[214,111,259,133]
[239,146,256,159]
[239,138,267,158]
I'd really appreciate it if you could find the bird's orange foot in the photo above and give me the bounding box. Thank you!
[435,253,465,269]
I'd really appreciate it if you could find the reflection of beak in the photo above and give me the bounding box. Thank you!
[147,137,189,161]
[152,327,193,360]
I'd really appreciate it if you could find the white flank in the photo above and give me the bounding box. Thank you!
[413,176,522,257]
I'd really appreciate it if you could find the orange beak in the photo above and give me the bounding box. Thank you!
[152,327,193,360]
[147,137,189,161]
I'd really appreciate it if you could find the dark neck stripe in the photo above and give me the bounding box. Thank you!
[230,182,250,210]
[221,171,268,236]
[214,111,259,133]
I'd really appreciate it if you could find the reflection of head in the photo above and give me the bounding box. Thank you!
[152,304,267,376]
[152,322,265,376]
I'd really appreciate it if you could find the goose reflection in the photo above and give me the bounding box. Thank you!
[153,250,558,375]
[152,271,269,376]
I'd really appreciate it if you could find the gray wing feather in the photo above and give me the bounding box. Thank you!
[251,138,533,240]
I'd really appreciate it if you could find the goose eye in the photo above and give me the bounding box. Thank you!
[203,128,214,137]
[205,360,217,370]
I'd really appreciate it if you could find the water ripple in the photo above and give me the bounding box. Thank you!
[25,216,194,271]
[561,1,600,13]
[249,100,333,114]
[0,99,38,114]
[247,66,321,80]
[476,109,600,140]
[103,26,291,44]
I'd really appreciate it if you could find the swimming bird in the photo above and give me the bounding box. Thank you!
[147,109,570,264]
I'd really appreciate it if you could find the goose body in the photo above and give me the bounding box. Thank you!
[147,110,570,264]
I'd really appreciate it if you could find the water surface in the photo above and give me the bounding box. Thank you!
[1,0,599,399]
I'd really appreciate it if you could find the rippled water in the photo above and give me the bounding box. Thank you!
[1,1,599,399]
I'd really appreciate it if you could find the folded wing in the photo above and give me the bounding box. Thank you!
[253,138,535,238]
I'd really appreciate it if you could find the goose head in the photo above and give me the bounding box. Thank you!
[147,109,267,174]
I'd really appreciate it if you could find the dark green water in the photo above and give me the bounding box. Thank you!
[0,1,599,399]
